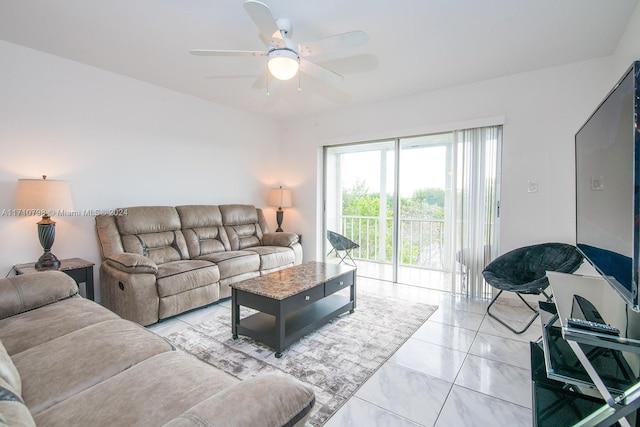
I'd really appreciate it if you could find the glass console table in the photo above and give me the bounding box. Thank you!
[533,271,640,427]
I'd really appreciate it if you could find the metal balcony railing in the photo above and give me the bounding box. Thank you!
[339,215,446,270]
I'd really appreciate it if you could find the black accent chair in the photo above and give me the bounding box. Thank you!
[327,230,360,266]
[482,242,583,334]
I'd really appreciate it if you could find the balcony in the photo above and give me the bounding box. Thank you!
[328,215,455,292]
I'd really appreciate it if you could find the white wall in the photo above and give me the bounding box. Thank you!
[614,0,640,78]
[0,41,282,293]
[279,57,618,261]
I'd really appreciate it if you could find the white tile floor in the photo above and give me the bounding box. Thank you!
[148,276,540,427]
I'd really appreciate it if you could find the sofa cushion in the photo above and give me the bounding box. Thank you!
[156,260,220,298]
[195,251,260,280]
[262,232,299,247]
[95,214,125,257]
[177,205,232,257]
[117,206,190,264]
[219,204,259,226]
[220,204,265,250]
[245,246,296,271]
[163,374,315,427]
[33,351,239,427]
[121,230,189,265]
[0,297,121,356]
[225,224,262,250]
[104,252,159,274]
[13,319,173,416]
[0,271,78,320]
[158,284,220,320]
[116,206,181,235]
[183,226,229,255]
[176,205,223,228]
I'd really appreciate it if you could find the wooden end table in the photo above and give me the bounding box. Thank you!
[231,261,356,358]
[15,257,95,301]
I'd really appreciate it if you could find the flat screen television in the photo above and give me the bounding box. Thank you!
[575,60,640,311]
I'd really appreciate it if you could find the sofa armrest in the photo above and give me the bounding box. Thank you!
[163,374,315,427]
[262,232,299,248]
[0,271,78,320]
[104,253,158,275]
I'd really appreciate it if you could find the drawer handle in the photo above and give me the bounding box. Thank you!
[305,295,310,301]
[339,281,344,286]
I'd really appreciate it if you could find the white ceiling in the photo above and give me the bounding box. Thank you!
[1,0,638,121]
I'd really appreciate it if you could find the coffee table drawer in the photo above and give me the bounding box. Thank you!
[325,274,353,296]
[282,284,324,310]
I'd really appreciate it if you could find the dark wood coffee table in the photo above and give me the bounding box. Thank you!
[231,261,356,357]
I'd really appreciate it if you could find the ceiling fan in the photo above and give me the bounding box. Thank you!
[190,0,369,87]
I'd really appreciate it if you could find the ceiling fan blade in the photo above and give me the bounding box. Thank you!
[243,0,279,40]
[298,30,369,57]
[252,69,269,89]
[299,58,343,86]
[316,54,379,74]
[190,49,266,57]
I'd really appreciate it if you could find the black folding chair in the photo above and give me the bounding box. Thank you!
[326,230,359,266]
[482,242,583,334]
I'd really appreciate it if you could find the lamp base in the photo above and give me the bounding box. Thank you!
[276,209,284,232]
[35,215,60,270]
[35,251,61,270]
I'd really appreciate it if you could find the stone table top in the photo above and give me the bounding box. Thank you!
[231,261,356,300]
[15,257,94,274]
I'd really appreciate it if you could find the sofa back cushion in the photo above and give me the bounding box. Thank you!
[116,207,189,264]
[95,215,125,258]
[176,205,231,257]
[219,205,264,250]
[0,272,79,320]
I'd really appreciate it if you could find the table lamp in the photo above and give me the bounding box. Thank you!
[15,175,73,270]
[267,186,293,232]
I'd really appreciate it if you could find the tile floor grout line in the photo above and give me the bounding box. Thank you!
[350,395,429,427]
[431,310,485,426]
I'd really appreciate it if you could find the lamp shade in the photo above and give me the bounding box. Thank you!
[267,186,293,208]
[267,49,299,81]
[15,176,73,213]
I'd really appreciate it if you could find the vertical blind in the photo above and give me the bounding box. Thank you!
[450,126,502,298]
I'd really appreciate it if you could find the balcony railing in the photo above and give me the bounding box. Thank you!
[339,215,446,270]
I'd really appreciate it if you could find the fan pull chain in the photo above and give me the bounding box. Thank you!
[297,57,302,92]
[266,67,270,97]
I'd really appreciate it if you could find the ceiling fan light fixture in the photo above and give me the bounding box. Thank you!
[268,49,299,81]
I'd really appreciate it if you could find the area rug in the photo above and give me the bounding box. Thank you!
[165,291,437,426]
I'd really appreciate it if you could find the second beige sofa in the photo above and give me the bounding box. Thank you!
[96,204,302,326]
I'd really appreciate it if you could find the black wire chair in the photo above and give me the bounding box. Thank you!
[482,242,583,334]
[326,230,360,266]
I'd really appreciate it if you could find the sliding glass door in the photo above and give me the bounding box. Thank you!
[324,140,396,282]
[397,133,453,290]
[324,125,501,296]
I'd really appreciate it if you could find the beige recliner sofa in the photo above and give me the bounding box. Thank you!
[96,204,302,326]
[0,271,314,426]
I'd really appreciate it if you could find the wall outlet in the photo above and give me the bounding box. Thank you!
[527,180,538,193]
[591,177,604,191]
